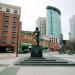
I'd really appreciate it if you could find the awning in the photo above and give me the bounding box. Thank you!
[21,43,32,46]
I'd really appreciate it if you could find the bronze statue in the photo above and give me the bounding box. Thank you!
[31,27,42,57]
[34,27,40,46]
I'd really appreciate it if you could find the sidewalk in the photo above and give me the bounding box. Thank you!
[50,53,75,62]
[0,53,30,64]
[0,53,75,75]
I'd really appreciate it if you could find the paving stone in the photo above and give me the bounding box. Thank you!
[0,67,20,75]
[17,66,75,75]
[0,67,6,72]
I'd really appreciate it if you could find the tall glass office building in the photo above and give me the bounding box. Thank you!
[46,6,61,44]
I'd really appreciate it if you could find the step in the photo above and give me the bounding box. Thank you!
[20,61,67,63]
[14,57,75,66]
[24,59,56,61]
[16,62,75,66]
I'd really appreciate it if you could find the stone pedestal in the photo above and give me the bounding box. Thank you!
[31,45,42,57]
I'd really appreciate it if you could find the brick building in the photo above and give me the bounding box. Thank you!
[20,31,36,45]
[0,3,21,52]
[20,31,60,52]
[20,31,49,51]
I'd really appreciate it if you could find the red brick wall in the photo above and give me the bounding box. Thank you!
[6,15,12,44]
[0,12,4,45]
[20,34,36,45]
[20,34,49,46]
[0,12,21,52]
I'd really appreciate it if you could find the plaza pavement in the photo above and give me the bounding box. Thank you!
[0,52,75,75]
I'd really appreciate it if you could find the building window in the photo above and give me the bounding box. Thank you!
[6,8,10,12]
[4,16,9,22]
[3,27,8,32]
[13,16,17,18]
[14,10,17,14]
[2,38,7,43]
[52,38,53,42]
[12,25,16,28]
[13,18,16,22]
[12,28,16,33]
[5,20,9,23]
[12,31,16,33]
[5,15,9,17]
[13,22,16,24]
[5,15,9,19]
[2,33,7,38]
[56,38,57,43]
[4,24,8,27]
[51,32,53,35]
[49,38,51,42]
[12,33,16,38]
[11,39,15,44]
[5,19,9,22]
[54,37,55,42]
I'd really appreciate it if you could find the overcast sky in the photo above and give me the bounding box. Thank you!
[0,0,75,40]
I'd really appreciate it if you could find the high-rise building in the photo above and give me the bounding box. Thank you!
[36,17,46,38]
[46,6,61,44]
[0,3,21,52]
[69,15,75,42]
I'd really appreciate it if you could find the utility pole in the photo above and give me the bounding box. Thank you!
[16,24,19,57]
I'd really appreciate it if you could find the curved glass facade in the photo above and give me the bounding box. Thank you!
[46,6,61,44]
